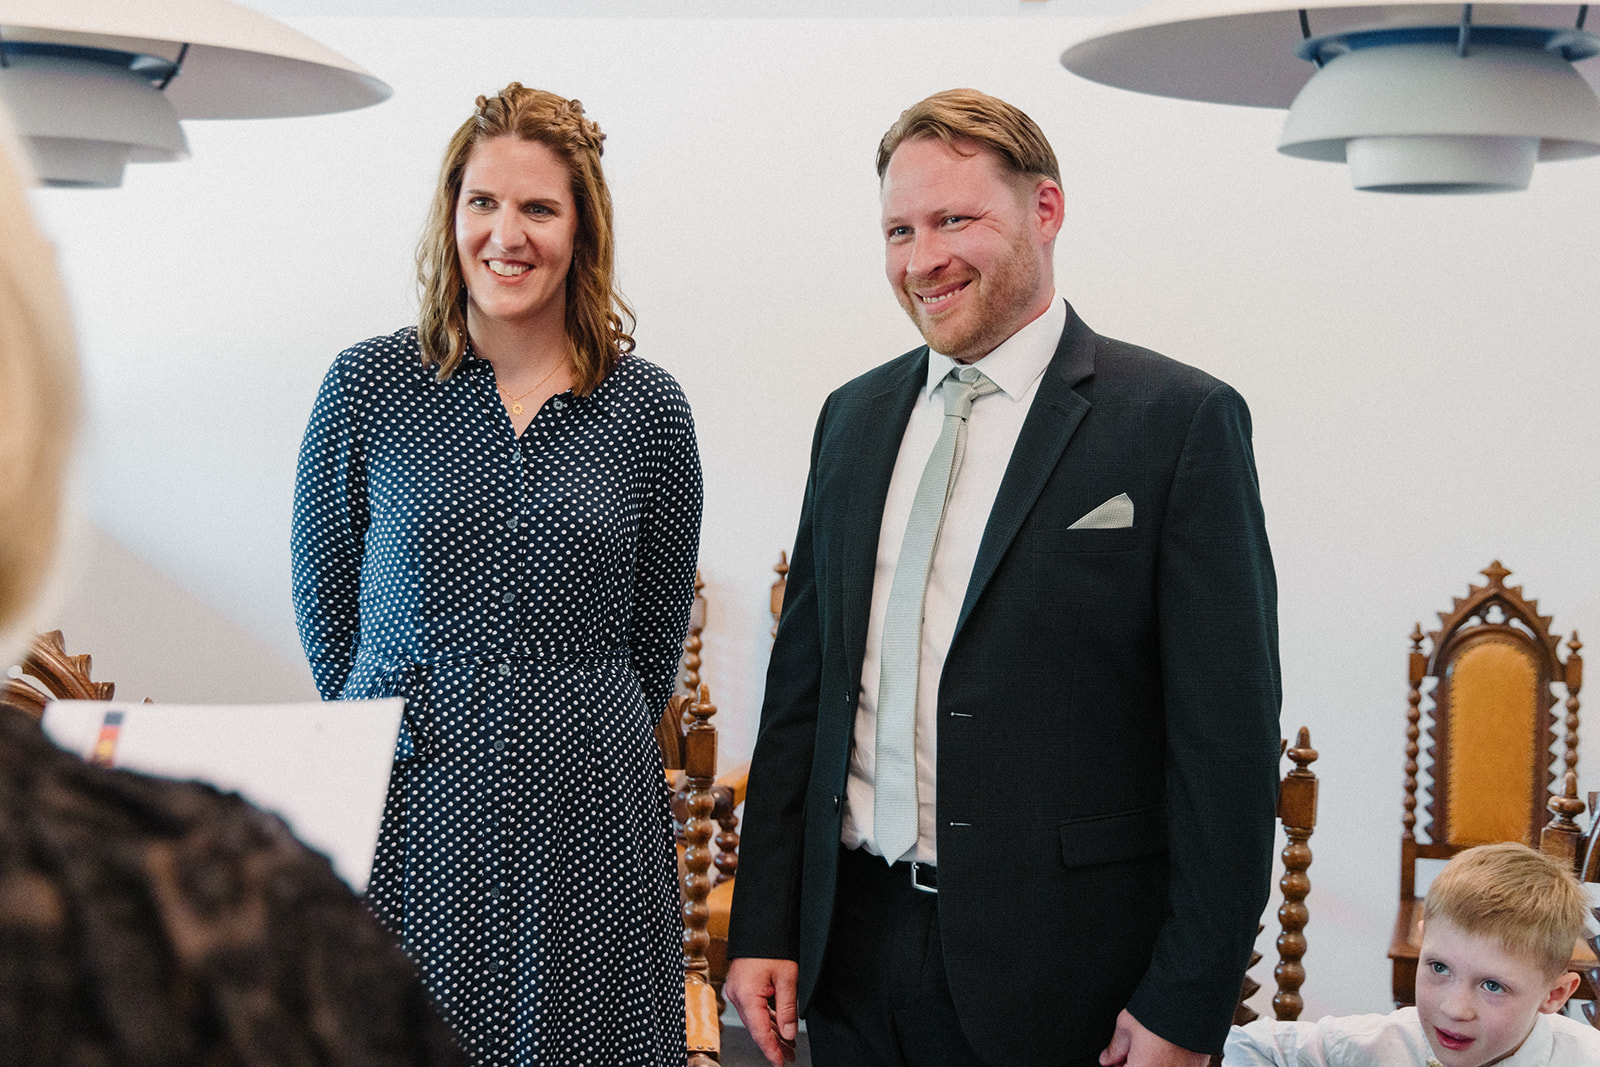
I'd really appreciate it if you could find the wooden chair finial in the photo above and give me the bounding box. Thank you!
[770,551,789,638]
[1481,560,1511,587]
[1540,771,1587,872]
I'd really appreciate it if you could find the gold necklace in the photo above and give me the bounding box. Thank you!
[495,357,567,416]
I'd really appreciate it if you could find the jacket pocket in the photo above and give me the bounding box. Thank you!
[1058,805,1168,868]
[1034,526,1139,553]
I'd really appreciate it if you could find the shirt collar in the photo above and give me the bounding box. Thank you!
[1502,1011,1554,1067]
[922,292,1063,403]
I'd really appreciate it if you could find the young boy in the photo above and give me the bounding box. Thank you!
[1225,842,1600,1067]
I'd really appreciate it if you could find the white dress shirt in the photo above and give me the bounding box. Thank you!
[1224,1006,1600,1067]
[840,295,1065,864]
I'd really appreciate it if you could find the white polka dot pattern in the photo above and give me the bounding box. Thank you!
[291,327,700,1065]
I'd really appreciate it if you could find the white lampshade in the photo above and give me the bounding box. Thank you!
[0,0,392,188]
[1060,0,1600,193]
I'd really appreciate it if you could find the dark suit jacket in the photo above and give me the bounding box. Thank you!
[727,301,1282,1065]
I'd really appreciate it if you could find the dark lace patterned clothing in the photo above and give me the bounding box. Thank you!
[291,327,700,1066]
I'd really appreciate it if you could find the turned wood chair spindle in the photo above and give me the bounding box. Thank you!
[1567,633,1585,782]
[712,788,740,886]
[679,685,721,1065]
[1274,728,1318,1022]
[1209,727,1321,1066]
[679,570,706,715]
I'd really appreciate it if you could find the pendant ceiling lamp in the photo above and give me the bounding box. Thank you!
[0,0,391,189]
[1060,2,1600,193]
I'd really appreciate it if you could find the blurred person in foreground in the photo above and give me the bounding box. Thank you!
[0,115,464,1066]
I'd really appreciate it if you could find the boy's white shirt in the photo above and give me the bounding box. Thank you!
[1224,1006,1600,1067]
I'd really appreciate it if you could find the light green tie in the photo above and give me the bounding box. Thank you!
[874,364,999,862]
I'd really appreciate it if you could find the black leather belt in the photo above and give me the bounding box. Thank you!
[840,846,939,895]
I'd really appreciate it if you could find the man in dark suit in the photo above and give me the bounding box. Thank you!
[725,89,1281,1067]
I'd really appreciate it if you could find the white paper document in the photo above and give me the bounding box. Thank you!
[40,698,402,892]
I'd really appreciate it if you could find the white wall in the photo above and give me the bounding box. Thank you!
[22,13,1600,1019]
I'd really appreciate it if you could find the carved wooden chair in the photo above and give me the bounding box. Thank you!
[684,552,791,984]
[1389,561,1582,1005]
[1,629,114,720]
[661,560,794,1061]
[1208,727,1320,1066]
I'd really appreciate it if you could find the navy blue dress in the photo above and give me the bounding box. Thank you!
[292,327,699,1065]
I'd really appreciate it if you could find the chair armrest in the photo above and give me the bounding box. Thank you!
[687,973,721,1058]
[715,760,749,808]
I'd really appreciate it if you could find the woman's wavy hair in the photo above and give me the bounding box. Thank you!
[415,83,634,392]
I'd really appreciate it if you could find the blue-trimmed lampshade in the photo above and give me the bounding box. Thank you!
[1061,1,1600,193]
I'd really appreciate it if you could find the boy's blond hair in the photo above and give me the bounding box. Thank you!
[1423,842,1589,977]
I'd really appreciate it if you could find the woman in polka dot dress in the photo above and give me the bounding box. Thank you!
[291,84,700,1066]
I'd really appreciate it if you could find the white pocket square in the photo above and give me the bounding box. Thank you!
[1067,493,1134,530]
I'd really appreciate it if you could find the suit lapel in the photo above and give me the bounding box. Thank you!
[954,302,1097,639]
[840,350,927,684]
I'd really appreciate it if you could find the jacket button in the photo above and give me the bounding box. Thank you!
[832,795,840,812]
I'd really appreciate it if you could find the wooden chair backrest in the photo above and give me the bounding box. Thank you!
[1402,562,1579,895]
[1,630,114,720]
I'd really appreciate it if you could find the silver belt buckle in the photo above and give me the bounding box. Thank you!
[910,861,937,894]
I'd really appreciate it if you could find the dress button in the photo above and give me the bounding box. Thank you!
[494,739,507,752]
[506,517,519,530]
[497,663,511,677]
[489,961,502,974]
[501,591,516,604]
[553,398,566,410]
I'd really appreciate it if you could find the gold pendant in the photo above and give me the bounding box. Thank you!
[511,401,524,415]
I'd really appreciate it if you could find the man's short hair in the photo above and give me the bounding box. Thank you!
[1423,842,1590,978]
[876,88,1061,186]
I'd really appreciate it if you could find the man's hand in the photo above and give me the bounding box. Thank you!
[1099,1010,1209,1067]
[725,957,799,1066]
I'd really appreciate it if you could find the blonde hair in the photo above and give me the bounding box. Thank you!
[0,121,79,644]
[1424,842,1590,978]
[876,88,1061,187]
[415,83,634,393]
